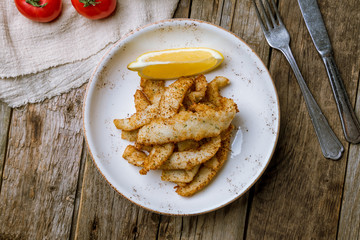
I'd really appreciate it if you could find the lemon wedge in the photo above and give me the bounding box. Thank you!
[127,47,224,79]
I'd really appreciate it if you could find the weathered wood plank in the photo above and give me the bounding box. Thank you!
[173,0,191,18]
[190,0,224,25]
[69,140,87,240]
[156,195,248,240]
[230,0,271,64]
[0,87,85,239]
[219,0,236,31]
[329,1,360,238]
[0,102,11,189]
[246,0,358,238]
[338,88,360,239]
[73,154,160,240]
[194,196,249,239]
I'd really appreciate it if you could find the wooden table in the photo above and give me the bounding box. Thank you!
[1,0,359,239]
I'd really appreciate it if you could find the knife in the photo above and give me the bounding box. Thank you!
[298,0,360,143]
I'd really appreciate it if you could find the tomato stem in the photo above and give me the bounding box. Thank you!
[79,0,101,7]
[25,0,48,7]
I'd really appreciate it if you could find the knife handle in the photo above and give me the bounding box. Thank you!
[323,55,360,143]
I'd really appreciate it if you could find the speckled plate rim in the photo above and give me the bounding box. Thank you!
[82,18,280,216]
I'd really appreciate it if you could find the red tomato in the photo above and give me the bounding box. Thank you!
[71,0,116,20]
[14,0,62,23]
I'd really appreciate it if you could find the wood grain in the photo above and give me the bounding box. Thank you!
[230,0,271,65]
[0,0,358,239]
[190,0,224,25]
[0,102,11,189]
[0,87,85,239]
[246,0,358,239]
[339,94,360,239]
[219,0,236,30]
[173,0,191,18]
[69,140,87,240]
[328,1,360,238]
[74,153,160,240]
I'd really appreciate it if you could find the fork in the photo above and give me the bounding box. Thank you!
[252,0,344,160]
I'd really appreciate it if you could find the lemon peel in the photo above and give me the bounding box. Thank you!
[127,47,224,80]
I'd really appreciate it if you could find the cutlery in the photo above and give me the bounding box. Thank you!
[252,0,344,160]
[298,0,360,143]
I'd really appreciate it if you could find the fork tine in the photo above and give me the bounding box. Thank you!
[270,0,283,25]
[263,0,277,26]
[257,0,272,30]
[252,0,268,32]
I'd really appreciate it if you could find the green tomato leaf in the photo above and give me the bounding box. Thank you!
[79,0,101,7]
[26,0,48,8]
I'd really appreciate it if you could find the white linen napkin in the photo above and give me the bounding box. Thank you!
[0,0,179,107]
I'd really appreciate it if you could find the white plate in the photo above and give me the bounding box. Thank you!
[83,19,280,215]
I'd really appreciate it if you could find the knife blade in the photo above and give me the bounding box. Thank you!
[298,0,360,143]
[297,0,332,56]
